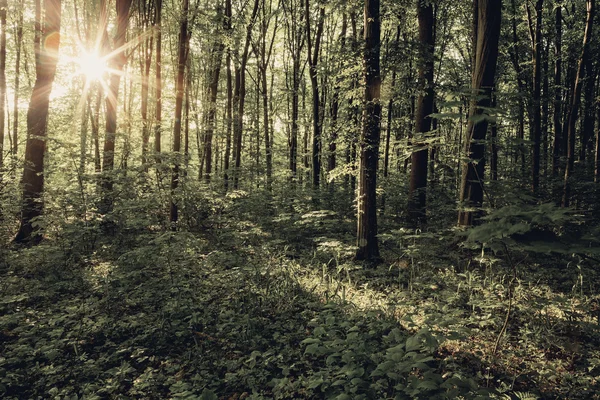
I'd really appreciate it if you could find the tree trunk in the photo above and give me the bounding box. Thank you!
[140,2,154,168]
[154,0,162,156]
[552,1,562,176]
[457,0,502,227]
[305,0,325,188]
[232,0,260,189]
[13,0,24,156]
[355,0,381,262]
[531,0,543,193]
[204,40,225,182]
[563,0,594,207]
[100,0,133,213]
[170,0,190,225]
[408,0,435,226]
[224,0,232,190]
[14,0,61,244]
[0,0,6,170]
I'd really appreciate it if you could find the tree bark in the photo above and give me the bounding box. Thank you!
[408,0,435,226]
[552,1,562,176]
[355,0,381,262]
[305,0,325,188]
[100,0,133,213]
[562,0,594,207]
[0,0,7,170]
[457,0,502,227]
[154,0,162,156]
[170,0,190,225]
[232,0,260,189]
[531,0,543,193]
[14,0,61,243]
[12,0,24,155]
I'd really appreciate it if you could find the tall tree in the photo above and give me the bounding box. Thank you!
[139,1,155,167]
[170,0,190,225]
[203,5,225,182]
[356,0,381,261]
[14,0,62,243]
[12,0,24,155]
[562,0,594,207]
[0,0,6,170]
[457,0,502,227]
[531,0,543,193]
[305,0,325,188]
[282,0,305,180]
[407,0,435,225]
[100,0,133,213]
[232,0,260,189]
[552,0,562,175]
[154,0,162,155]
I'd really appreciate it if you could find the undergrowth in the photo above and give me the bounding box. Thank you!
[1,189,599,399]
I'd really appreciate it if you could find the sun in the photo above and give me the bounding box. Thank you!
[77,50,107,82]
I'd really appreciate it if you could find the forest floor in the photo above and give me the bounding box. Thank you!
[1,190,600,399]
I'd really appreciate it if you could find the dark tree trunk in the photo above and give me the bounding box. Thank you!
[552,1,562,175]
[14,0,61,243]
[224,0,232,190]
[355,0,381,262]
[407,0,435,226]
[563,0,594,207]
[154,0,162,155]
[531,0,543,193]
[580,57,597,162]
[139,1,154,168]
[305,0,325,188]
[204,40,225,182]
[170,0,190,225]
[100,0,133,213]
[0,0,6,170]
[12,0,24,155]
[232,0,260,189]
[457,0,502,227]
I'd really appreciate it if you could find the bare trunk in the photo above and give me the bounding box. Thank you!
[563,0,594,207]
[15,0,61,243]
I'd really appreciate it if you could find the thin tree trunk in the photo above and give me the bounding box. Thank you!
[531,0,543,193]
[170,0,190,225]
[305,0,325,188]
[233,0,260,189]
[13,0,24,155]
[224,0,232,190]
[100,0,133,213]
[204,40,225,182]
[552,1,562,175]
[563,0,594,207]
[14,0,61,243]
[154,0,162,156]
[0,0,7,170]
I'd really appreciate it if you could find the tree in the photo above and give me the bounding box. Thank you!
[154,0,162,155]
[552,0,562,176]
[170,0,190,225]
[355,0,381,261]
[100,0,133,213]
[12,0,24,156]
[232,0,260,189]
[531,0,543,193]
[14,0,62,243]
[0,0,6,171]
[457,0,502,227]
[305,0,325,188]
[562,0,594,207]
[407,0,435,226]
[282,0,305,181]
